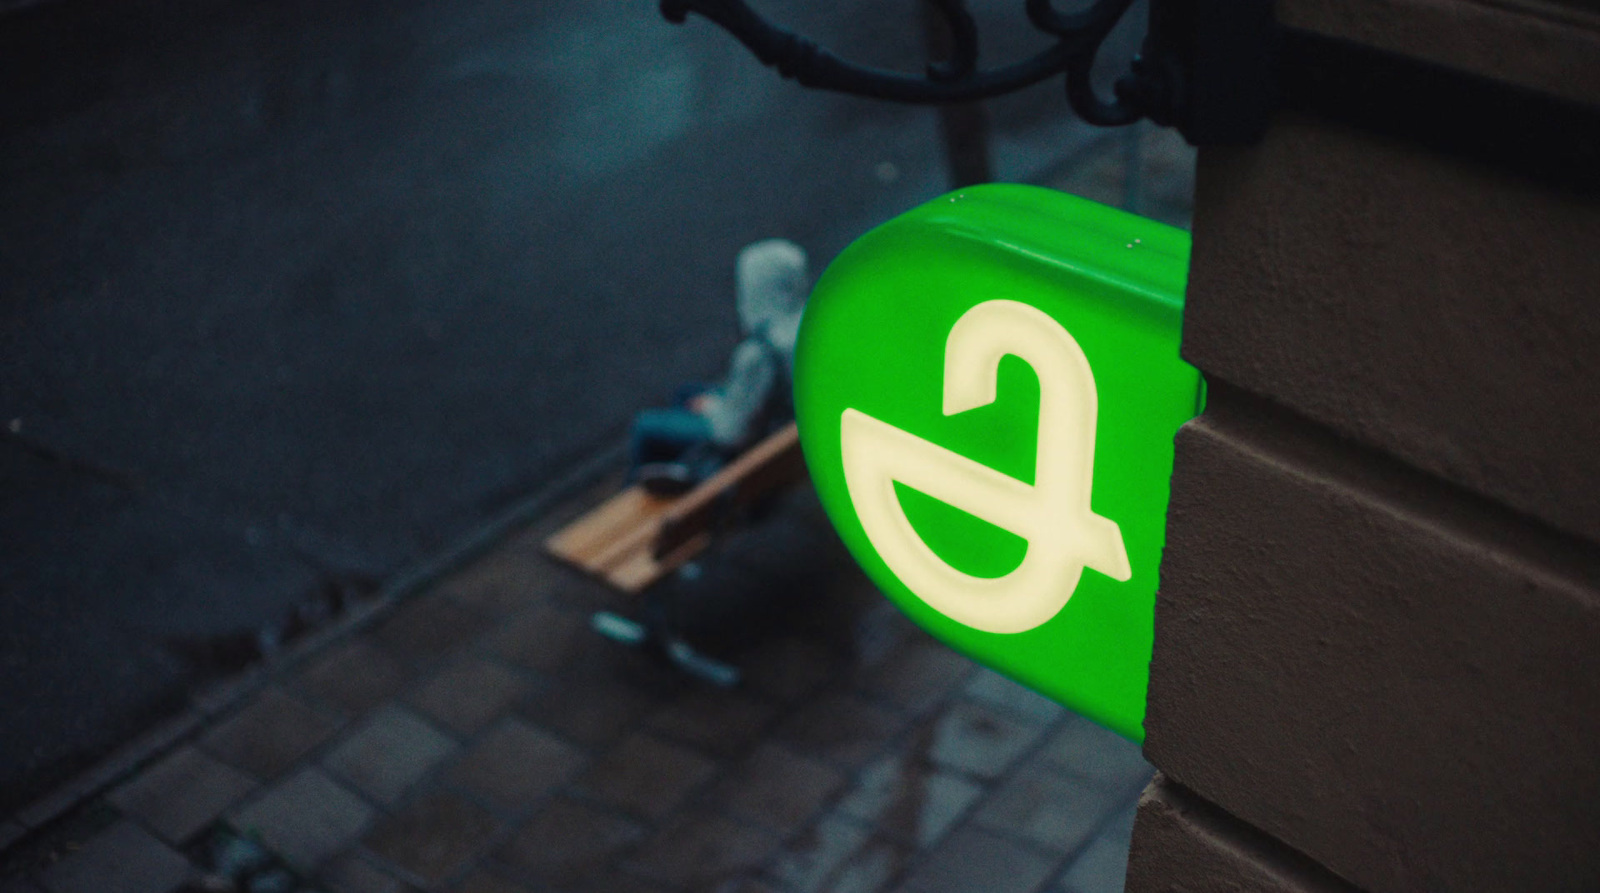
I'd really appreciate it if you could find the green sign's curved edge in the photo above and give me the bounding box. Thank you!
[794,184,1202,743]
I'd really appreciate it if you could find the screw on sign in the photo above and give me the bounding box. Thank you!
[795,185,1201,742]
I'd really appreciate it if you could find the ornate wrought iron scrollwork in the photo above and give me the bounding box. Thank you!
[660,0,1600,174]
[658,0,1176,128]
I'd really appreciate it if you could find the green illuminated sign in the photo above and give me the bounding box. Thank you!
[795,185,1200,742]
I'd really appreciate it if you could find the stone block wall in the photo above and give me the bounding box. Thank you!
[1127,1,1600,890]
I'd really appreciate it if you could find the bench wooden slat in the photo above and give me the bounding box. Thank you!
[544,422,808,594]
[545,487,675,579]
[653,422,804,560]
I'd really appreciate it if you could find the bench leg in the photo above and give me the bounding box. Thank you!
[589,570,742,688]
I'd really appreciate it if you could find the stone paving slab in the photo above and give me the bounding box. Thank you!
[295,640,415,717]
[4,480,1155,893]
[232,767,375,873]
[199,687,344,781]
[444,718,586,815]
[1037,719,1161,799]
[627,809,781,889]
[712,744,848,838]
[892,825,1059,893]
[925,699,1053,781]
[321,706,458,807]
[766,813,874,893]
[318,852,421,893]
[35,825,185,893]
[975,764,1133,856]
[773,693,909,770]
[1056,806,1138,893]
[646,689,781,760]
[106,746,257,845]
[405,659,534,737]
[495,794,647,888]
[37,820,190,893]
[835,752,984,851]
[364,791,502,887]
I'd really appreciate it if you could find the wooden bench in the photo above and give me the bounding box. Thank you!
[545,422,807,592]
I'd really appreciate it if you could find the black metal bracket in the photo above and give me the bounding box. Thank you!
[659,0,1600,186]
[659,0,1277,144]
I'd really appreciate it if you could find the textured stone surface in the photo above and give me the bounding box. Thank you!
[317,852,421,893]
[625,810,778,889]
[495,795,647,887]
[231,767,374,871]
[434,532,562,617]
[107,745,256,843]
[891,824,1056,893]
[925,700,1049,781]
[645,689,779,759]
[445,717,586,812]
[363,792,501,886]
[1145,396,1600,893]
[1184,114,1600,542]
[859,636,972,715]
[713,744,847,836]
[1057,804,1138,893]
[740,636,845,702]
[1276,0,1600,105]
[1035,716,1153,797]
[764,813,873,893]
[973,764,1127,855]
[963,669,1066,725]
[371,597,492,666]
[486,604,588,675]
[406,659,532,736]
[820,837,913,893]
[451,872,534,893]
[837,753,984,848]
[200,687,342,780]
[38,820,190,893]
[1148,18,1600,890]
[775,693,909,769]
[544,871,667,893]
[1125,778,1359,893]
[579,733,719,820]
[321,705,457,805]
[295,640,412,716]
[513,670,650,748]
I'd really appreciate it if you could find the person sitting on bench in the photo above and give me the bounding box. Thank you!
[629,238,810,495]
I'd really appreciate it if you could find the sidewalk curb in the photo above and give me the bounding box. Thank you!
[4,440,626,853]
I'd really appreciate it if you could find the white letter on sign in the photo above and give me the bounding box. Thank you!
[840,299,1130,634]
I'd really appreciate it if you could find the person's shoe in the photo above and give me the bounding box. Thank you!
[664,636,741,688]
[591,611,648,646]
[637,461,696,496]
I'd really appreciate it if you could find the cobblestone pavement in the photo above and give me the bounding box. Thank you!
[2,476,1154,893]
[2,132,1190,893]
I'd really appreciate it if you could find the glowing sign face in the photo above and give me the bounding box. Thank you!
[795,185,1200,741]
[841,300,1130,634]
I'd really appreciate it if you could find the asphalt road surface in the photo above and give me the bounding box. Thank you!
[0,0,1145,808]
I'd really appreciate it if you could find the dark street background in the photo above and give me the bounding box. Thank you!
[0,0,1165,809]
